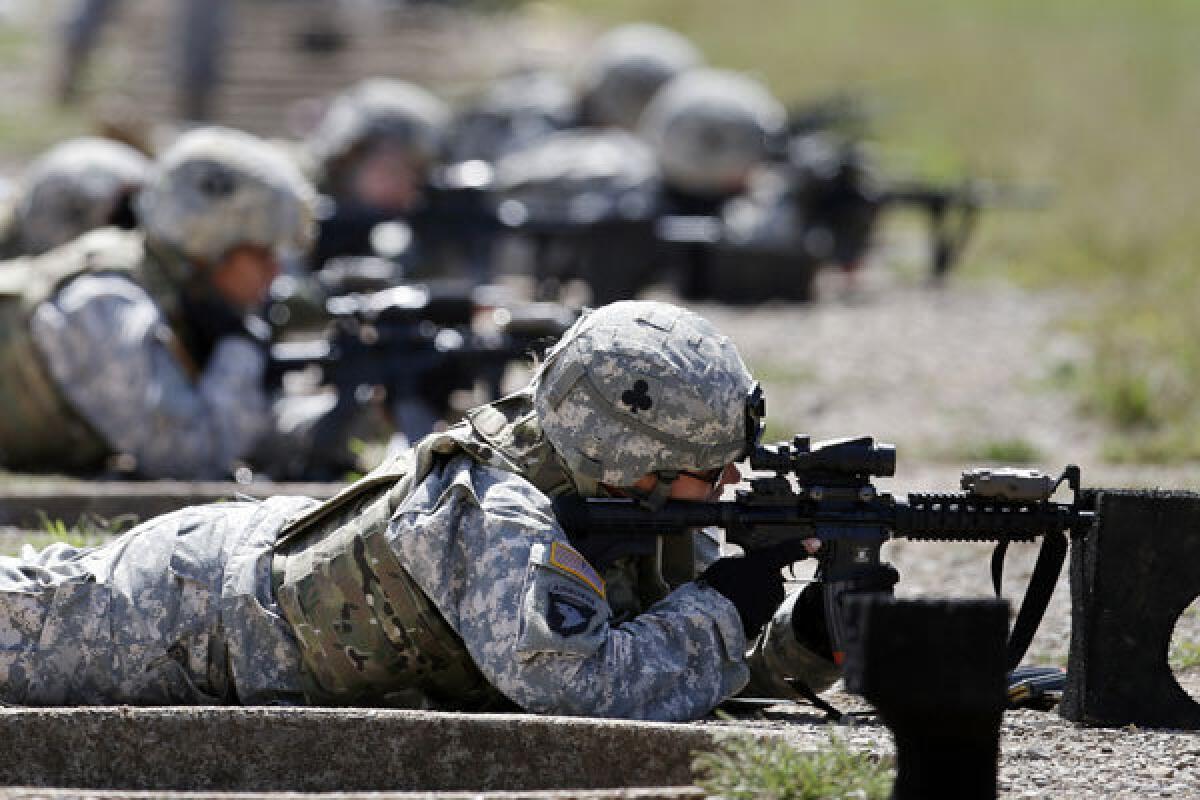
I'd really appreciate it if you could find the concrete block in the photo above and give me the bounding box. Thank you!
[1061,489,1200,728]
[843,596,1008,800]
[0,707,750,793]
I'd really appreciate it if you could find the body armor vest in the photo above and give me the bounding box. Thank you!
[0,228,188,472]
[272,389,704,708]
[272,391,574,708]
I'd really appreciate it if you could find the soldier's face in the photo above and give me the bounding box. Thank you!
[351,143,422,213]
[630,463,742,502]
[209,244,280,309]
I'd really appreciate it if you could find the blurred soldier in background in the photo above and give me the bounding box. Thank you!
[54,0,228,121]
[575,22,703,131]
[305,78,449,274]
[443,70,576,164]
[0,136,150,260]
[0,126,315,479]
[638,68,789,300]
[487,127,662,303]
[639,67,785,204]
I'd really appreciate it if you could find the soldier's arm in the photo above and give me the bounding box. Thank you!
[391,459,751,721]
[30,273,269,478]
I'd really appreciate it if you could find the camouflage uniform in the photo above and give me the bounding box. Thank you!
[0,127,314,478]
[19,231,271,478]
[0,301,838,718]
[0,495,315,705]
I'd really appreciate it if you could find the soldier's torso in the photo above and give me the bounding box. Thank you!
[270,390,710,709]
[0,228,186,471]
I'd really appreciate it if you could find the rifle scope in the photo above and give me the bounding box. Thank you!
[750,435,896,478]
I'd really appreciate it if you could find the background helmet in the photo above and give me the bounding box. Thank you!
[534,300,756,488]
[444,70,576,163]
[16,137,150,255]
[639,68,785,196]
[307,78,450,180]
[136,126,316,264]
[577,23,703,131]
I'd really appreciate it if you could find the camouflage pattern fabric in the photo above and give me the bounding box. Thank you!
[744,586,842,698]
[0,495,315,705]
[380,451,750,720]
[29,269,270,478]
[534,300,756,487]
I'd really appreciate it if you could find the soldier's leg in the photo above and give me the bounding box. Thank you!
[0,502,260,705]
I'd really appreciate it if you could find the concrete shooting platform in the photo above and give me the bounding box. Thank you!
[0,707,787,795]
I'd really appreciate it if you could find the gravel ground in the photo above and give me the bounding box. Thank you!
[687,258,1200,798]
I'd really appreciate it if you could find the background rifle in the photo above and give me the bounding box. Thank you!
[780,135,1051,282]
[267,281,576,479]
[553,434,1095,672]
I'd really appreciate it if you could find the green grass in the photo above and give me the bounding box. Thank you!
[550,0,1200,463]
[692,729,893,800]
[2,512,137,557]
[954,437,1044,465]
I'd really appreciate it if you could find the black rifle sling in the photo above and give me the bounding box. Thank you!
[999,529,1068,670]
[990,537,1009,597]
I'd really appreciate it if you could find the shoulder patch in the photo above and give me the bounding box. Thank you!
[547,541,606,599]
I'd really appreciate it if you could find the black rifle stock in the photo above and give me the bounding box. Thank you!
[553,434,1095,670]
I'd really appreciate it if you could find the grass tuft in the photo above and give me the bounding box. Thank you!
[692,729,893,800]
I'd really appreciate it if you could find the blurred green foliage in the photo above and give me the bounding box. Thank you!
[553,0,1200,461]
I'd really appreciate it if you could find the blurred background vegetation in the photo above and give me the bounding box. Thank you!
[1,0,1198,463]
[552,0,1200,463]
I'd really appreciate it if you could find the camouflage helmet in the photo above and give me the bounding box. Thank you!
[639,68,785,196]
[577,23,703,131]
[308,78,450,176]
[16,136,151,255]
[534,300,758,488]
[136,126,316,264]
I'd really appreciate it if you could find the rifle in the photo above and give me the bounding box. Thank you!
[266,282,576,479]
[552,434,1095,673]
[782,135,1050,282]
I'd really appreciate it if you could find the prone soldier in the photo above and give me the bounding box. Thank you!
[0,300,837,719]
[0,126,315,480]
[304,78,451,275]
[575,23,704,132]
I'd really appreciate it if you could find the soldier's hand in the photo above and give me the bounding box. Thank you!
[698,543,809,638]
[181,289,271,365]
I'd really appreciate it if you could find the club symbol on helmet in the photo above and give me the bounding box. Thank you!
[621,380,653,414]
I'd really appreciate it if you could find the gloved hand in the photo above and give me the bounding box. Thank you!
[179,287,271,366]
[698,542,809,638]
